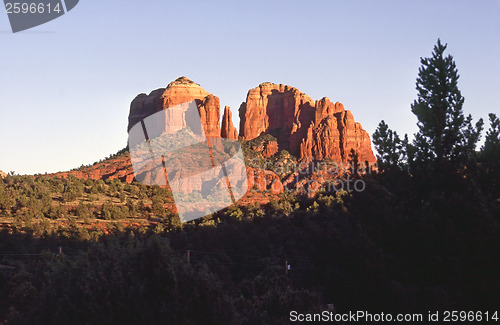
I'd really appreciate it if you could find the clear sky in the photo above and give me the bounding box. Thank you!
[1,0,499,175]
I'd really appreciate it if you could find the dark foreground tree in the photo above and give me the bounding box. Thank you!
[372,120,407,171]
[479,113,500,198]
[410,39,482,172]
[481,113,500,161]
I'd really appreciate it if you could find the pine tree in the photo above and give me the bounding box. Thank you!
[481,113,500,160]
[479,113,500,197]
[348,149,360,177]
[372,120,405,170]
[410,39,481,169]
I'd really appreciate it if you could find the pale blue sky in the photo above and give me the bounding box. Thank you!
[1,0,499,174]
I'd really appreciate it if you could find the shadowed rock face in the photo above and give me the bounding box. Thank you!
[239,83,376,163]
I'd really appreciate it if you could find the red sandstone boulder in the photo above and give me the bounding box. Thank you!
[262,141,279,158]
[246,167,283,194]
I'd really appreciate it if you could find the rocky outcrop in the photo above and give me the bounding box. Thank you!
[262,141,278,158]
[162,76,210,109]
[239,84,376,163]
[127,78,375,164]
[221,106,238,140]
[0,170,6,178]
[335,109,375,163]
[128,77,222,138]
[239,82,315,156]
[300,115,342,162]
[299,98,375,163]
[247,167,283,194]
[198,94,221,138]
[52,153,136,183]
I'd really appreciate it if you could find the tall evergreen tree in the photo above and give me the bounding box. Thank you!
[410,39,481,169]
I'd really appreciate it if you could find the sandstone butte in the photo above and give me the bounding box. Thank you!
[128,76,237,139]
[239,82,376,164]
[54,77,376,195]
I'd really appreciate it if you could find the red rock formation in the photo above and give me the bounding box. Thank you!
[55,77,377,201]
[127,78,375,165]
[221,106,238,140]
[314,97,345,124]
[128,89,165,132]
[162,77,210,108]
[246,167,283,194]
[128,77,220,138]
[52,153,136,183]
[331,109,375,163]
[239,82,315,156]
[239,84,376,163]
[199,94,221,138]
[300,115,342,162]
[262,141,278,158]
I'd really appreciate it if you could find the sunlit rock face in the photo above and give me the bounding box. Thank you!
[239,83,376,163]
[128,76,222,139]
